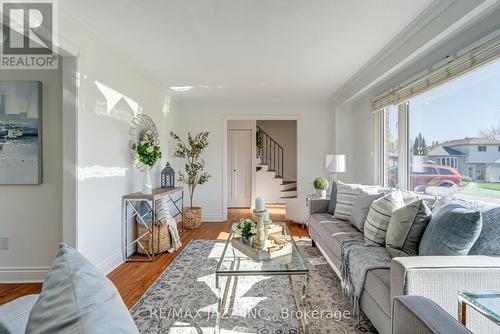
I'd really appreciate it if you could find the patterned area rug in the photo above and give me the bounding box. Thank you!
[131,239,377,333]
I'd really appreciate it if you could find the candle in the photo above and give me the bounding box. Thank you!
[255,197,265,212]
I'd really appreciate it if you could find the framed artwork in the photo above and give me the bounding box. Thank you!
[0,81,42,184]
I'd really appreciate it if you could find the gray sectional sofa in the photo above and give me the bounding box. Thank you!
[308,195,500,334]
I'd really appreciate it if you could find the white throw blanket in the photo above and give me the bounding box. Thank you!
[155,198,182,252]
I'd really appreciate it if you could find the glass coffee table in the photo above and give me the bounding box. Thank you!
[215,222,310,333]
[458,290,500,327]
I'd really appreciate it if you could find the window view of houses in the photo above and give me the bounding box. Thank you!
[385,59,500,201]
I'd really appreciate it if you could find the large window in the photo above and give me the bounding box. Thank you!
[381,58,500,201]
[382,105,398,187]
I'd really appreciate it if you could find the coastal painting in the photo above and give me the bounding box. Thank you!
[0,81,42,184]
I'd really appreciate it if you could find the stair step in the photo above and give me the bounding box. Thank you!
[274,176,283,179]
[267,169,276,172]
[280,195,298,199]
[281,181,296,185]
[281,187,297,192]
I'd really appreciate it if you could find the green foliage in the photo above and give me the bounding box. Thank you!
[130,130,162,167]
[313,177,329,190]
[236,218,257,239]
[170,131,211,207]
[413,133,428,156]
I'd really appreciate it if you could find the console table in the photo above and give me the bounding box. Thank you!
[122,187,184,262]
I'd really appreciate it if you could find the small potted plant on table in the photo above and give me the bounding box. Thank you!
[234,218,257,246]
[313,177,329,199]
[170,131,211,229]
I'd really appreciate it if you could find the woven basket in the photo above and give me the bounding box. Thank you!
[136,221,171,255]
[184,207,202,229]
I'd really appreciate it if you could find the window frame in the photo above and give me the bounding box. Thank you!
[478,145,487,152]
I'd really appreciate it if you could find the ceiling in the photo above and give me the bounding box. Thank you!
[61,0,434,101]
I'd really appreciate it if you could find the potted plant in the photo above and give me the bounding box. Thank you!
[313,177,329,199]
[170,131,211,229]
[130,130,162,194]
[233,218,257,246]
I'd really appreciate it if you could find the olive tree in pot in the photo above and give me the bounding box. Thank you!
[170,131,211,229]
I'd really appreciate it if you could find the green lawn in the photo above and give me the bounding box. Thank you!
[462,180,500,191]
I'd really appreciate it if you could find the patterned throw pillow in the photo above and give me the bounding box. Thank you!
[364,191,405,246]
[333,182,368,221]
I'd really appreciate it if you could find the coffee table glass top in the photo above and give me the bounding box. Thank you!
[459,290,500,324]
[216,222,309,275]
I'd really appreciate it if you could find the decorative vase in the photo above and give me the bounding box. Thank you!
[143,166,153,194]
[317,189,326,198]
[242,236,254,247]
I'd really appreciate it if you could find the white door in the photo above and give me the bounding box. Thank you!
[228,130,252,207]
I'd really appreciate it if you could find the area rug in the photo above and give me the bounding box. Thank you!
[131,239,377,333]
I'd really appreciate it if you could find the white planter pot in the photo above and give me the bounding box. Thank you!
[317,189,327,198]
[143,166,153,194]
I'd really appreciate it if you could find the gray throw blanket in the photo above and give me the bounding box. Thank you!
[340,239,391,319]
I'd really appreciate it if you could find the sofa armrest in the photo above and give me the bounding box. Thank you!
[392,295,472,334]
[309,198,330,214]
[391,256,500,333]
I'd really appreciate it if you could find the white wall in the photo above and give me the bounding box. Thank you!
[58,11,175,274]
[173,100,332,222]
[0,67,63,282]
[256,120,297,181]
[333,4,500,185]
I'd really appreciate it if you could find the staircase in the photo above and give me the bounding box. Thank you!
[256,126,297,202]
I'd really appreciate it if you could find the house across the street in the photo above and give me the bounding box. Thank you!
[428,137,500,182]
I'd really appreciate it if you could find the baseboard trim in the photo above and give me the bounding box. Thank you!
[97,250,124,275]
[0,267,50,283]
[202,215,225,222]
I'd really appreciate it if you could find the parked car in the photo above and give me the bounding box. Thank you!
[388,164,462,188]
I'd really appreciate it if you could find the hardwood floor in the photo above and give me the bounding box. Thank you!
[0,206,309,308]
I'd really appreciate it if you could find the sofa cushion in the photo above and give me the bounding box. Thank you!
[350,192,384,231]
[385,198,432,258]
[334,182,369,221]
[0,294,38,334]
[419,203,482,256]
[364,191,405,246]
[309,214,364,258]
[327,181,338,214]
[363,269,391,316]
[26,244,138,334]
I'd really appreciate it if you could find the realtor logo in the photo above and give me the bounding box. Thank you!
[1,0,58,69]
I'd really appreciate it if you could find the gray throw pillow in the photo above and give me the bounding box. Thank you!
[364,191,405,246]
[419,204,482,256]
[385,198,431,258]
[0,320,10,334]
[350,192,384,231]
[26,244,139,334]
[333,182,368,221]
[327,181,338,215]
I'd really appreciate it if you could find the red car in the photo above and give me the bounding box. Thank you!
[388,164,462,188]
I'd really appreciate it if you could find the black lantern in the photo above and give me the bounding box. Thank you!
[161,162,175,188]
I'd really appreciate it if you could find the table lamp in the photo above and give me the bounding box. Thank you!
[325,154,346,186]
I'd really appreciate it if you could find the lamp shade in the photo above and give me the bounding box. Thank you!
[325,154,346,173]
